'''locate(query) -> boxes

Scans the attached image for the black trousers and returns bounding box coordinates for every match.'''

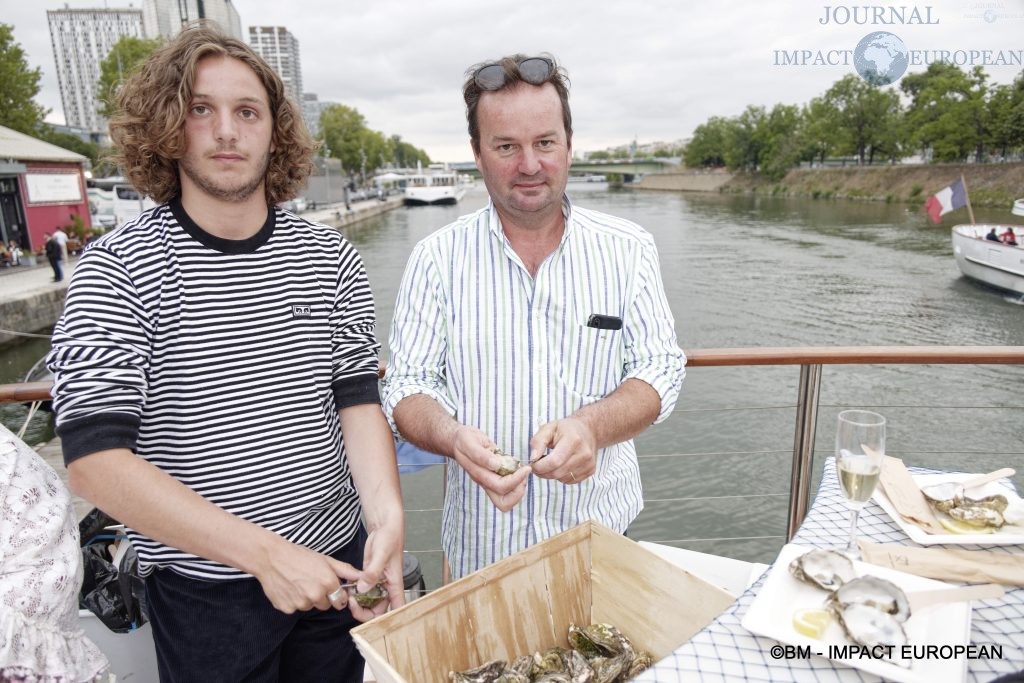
[48,256,62,281]
[144,528,367,683]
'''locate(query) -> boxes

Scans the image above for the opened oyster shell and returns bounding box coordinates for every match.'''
[829,575,911,622]
[921,481,960,513]
[948,504,1005,528]
[832,602,908,650]
[789,548,855,591]
[959,492,1009,514]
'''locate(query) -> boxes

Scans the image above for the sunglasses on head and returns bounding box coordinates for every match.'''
[473,57,554,91]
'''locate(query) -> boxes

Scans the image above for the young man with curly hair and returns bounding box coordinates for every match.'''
[47,24,404,681]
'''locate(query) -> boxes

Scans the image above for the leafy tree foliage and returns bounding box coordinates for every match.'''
[684,117,731,167]
[987,74,1024,159]
[682,65,1023,175]
[0,24,48,134]
[320,105,429,178]
[823,75,904,164]
[97,36,163,118]
[390,135,431,167]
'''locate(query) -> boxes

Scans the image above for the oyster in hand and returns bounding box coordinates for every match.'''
[493,447,523,476]
[353,582,388,609]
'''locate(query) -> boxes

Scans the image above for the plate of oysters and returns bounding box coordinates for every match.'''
[874,472,1024,545]
[742,544,971,683]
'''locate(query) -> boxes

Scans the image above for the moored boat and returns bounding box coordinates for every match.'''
[403,171,467,206]
[952,224,1024,295]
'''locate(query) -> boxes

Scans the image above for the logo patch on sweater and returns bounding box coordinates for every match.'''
[291,305,312,318]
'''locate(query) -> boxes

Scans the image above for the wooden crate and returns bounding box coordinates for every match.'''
[352,521,735,682]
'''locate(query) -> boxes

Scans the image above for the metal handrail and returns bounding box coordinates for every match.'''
[5,346,1024,541]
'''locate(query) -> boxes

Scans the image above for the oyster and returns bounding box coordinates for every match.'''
[353,582,388,609]
[921,482,960,513]
[495,673,530,683]
[532,647,569,675]
[563,650,595,682]
[493,447,523,476]
[449,660,507,683]
[789,548,855,591]
[625,650,654,679]
[567,623,634,659]
[959,492,1009,514]
[589,654,629,683]
[508,656,534,677]
[829,575,911,622]
[949,504,1005,528]
[833,602,908,650]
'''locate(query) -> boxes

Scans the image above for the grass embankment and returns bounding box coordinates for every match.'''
[720,163,1023,208]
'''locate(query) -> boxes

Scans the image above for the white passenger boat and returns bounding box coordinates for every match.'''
[403,171,467,206]
[951,224,1024,295]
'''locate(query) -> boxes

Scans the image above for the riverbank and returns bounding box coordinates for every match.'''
[0,196,403,348]
[634,162,1023,209]
[719,162,1024,208]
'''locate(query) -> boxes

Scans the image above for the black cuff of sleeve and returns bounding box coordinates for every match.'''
[57,413,141,465]
[332,373,381,409]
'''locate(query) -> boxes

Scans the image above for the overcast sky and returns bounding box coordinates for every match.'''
[10,0,1024,161]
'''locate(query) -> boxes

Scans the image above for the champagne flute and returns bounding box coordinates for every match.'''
[836,410,885,556]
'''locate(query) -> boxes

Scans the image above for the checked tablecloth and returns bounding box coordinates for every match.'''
[635,457,1024,682]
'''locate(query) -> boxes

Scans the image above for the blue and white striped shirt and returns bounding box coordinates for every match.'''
[383,196,685,579]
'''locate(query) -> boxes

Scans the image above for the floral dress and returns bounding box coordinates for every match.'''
[0,424,108,682]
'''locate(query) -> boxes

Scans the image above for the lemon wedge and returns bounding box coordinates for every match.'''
[938,514,995,535]
[792,608,833,639]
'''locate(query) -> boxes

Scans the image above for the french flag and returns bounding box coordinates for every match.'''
[924,179,967,224]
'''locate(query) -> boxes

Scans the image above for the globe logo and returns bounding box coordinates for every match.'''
[854,32,909,85]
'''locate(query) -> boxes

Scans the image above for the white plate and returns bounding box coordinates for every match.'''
[742,544,971,683]
[874,472,1024,545]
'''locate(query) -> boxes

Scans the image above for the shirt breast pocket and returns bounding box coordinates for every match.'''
[559,322,624,399]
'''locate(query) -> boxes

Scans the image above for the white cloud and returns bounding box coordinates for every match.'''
[10,0,1023,161]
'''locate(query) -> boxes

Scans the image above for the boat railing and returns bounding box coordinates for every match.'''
[3,345,1023,564]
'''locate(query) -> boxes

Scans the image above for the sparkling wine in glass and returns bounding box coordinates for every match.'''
[836,410,885,555]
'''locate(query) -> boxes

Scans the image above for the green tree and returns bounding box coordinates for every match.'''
[798,96,839,165]
[823,75,902,164]
[723,105,766,171]
[97,36,163,118]
[684,117,731,167]
[389,134,431,167]
[0,24,48,134]
[320,104,370,176]
[986,73,1024,159]
[759,104,803,180]
[901,63,991,162]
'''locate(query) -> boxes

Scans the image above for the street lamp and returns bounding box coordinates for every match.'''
[323,145,331,207]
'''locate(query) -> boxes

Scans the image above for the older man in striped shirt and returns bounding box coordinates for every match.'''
[383,54,686,580]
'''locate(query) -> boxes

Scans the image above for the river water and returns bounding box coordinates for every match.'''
[3,184,1022,589]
